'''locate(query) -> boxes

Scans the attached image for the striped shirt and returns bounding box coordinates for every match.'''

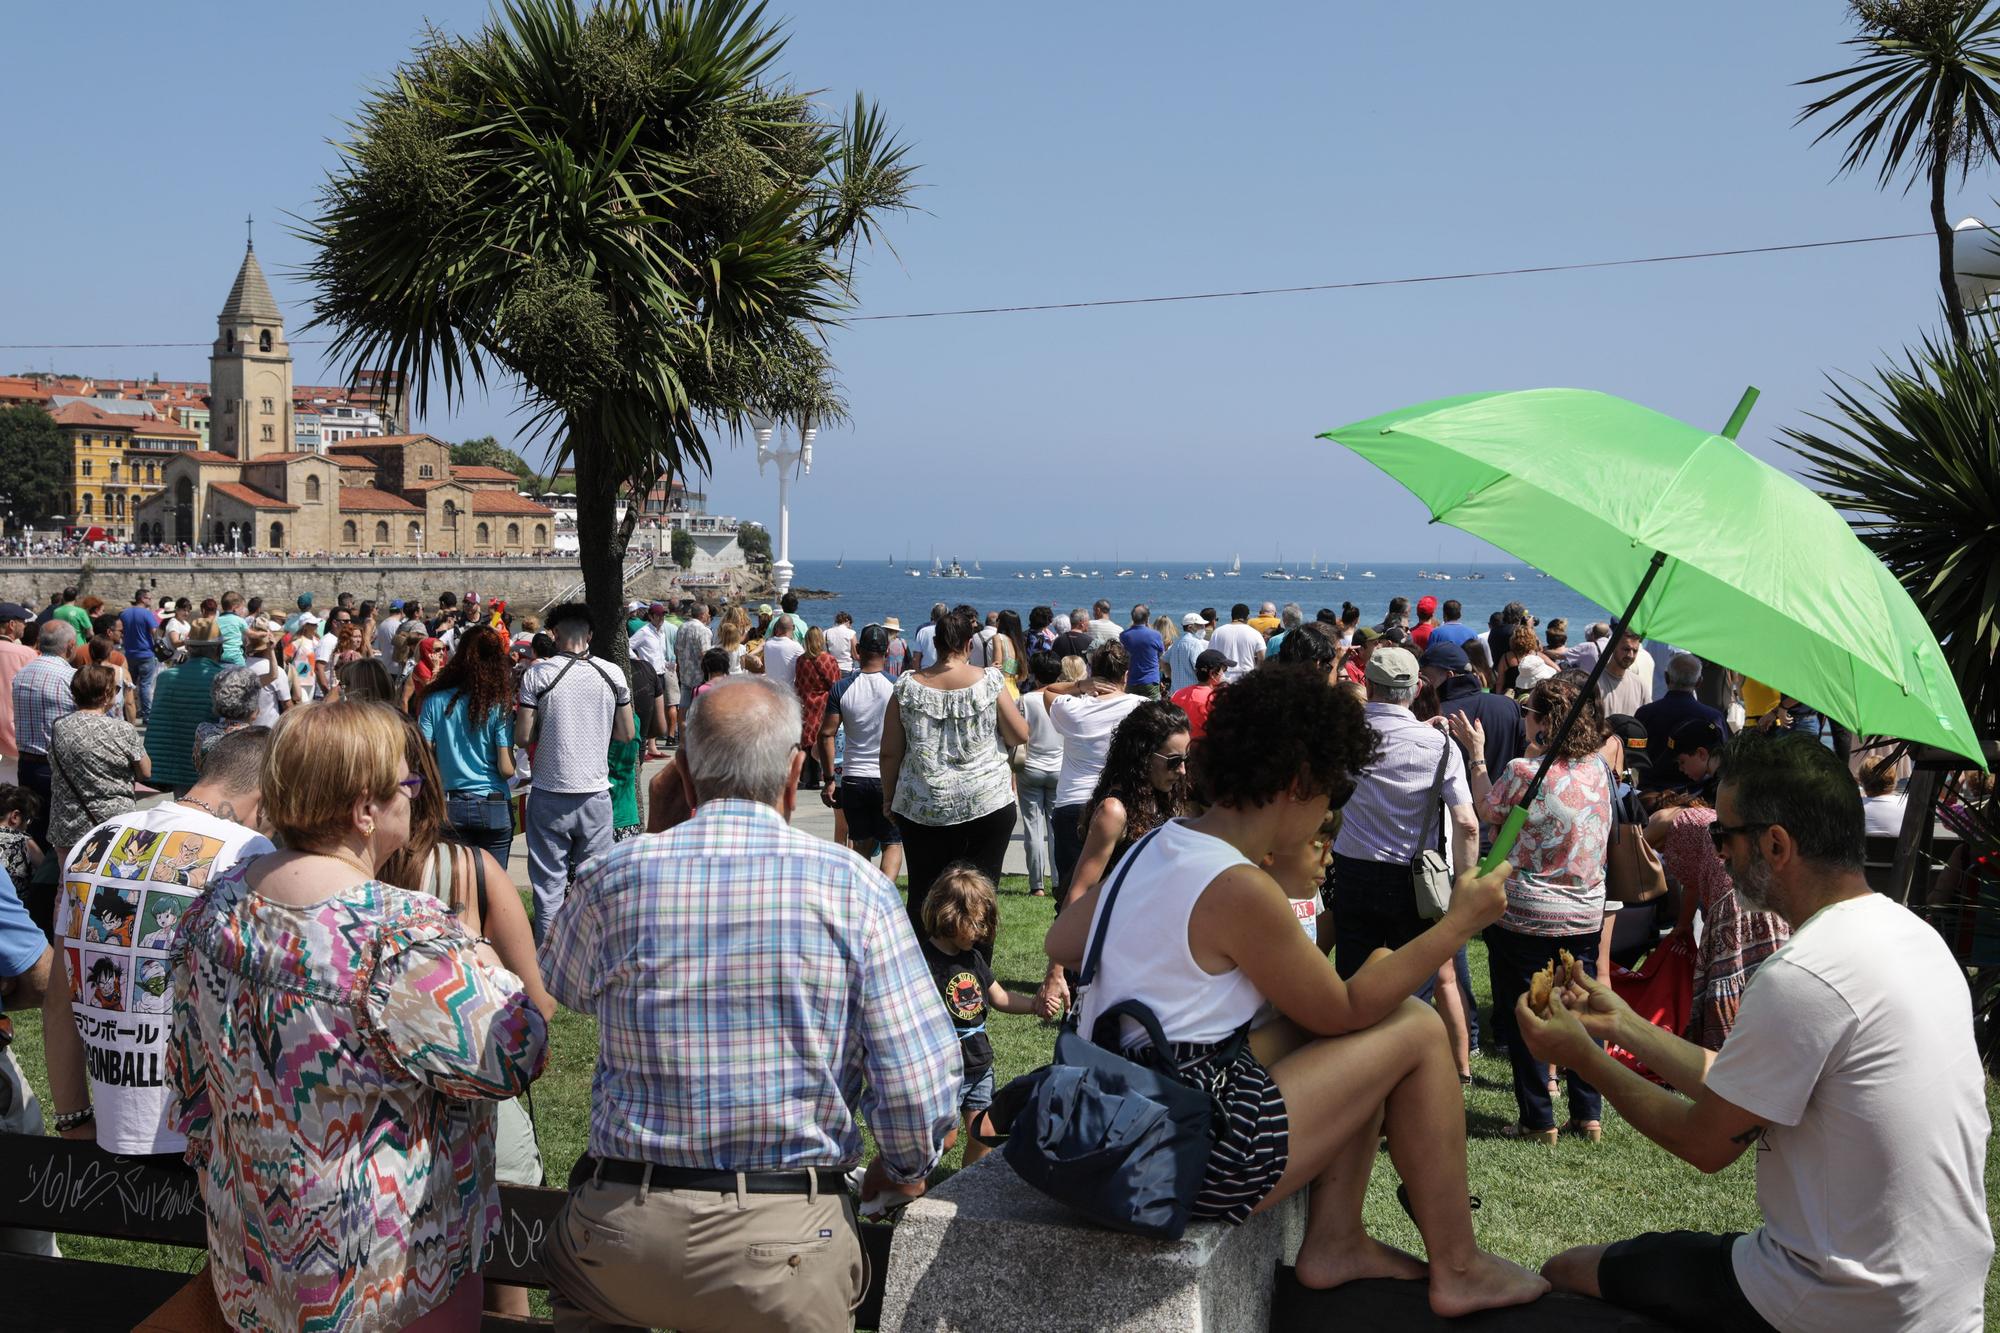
[11,654,75,756]
[538,799,960,1182]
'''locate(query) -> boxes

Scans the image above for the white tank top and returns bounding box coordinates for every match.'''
[1074,819,1267,1048]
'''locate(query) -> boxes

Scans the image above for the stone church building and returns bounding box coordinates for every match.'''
[134,244,554,555]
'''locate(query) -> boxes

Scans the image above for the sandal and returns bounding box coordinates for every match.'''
[1560,1120,1604,1143]
[1499,1123,1559,1145]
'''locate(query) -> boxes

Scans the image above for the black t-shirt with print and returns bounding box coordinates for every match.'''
[920,937,995,1085]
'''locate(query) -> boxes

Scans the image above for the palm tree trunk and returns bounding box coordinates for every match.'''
[1933,135,1971,350]
[573,452,632,666]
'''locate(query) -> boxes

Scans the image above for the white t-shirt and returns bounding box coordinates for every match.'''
[519,654,630,794]
[828,669,895,779]
[1707,893,1992,1331]
[1049,691,1145,807]
[374,614,404,661]
[1086,618,1121,650]
[289,635,321,703]
[824,624,857,674]
[1862,793,1907,837]
[967,626,1000,668]
[55,805,273,1154]
[1208,622,1265,682]
[1019,690,1065,776]
[247,657,288,728]
[762,635,804,690]
[1598,667,1652,718]
[911,623,939,670]
[163,616,190,648]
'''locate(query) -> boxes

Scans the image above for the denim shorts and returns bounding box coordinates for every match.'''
[959,1068,996,1115]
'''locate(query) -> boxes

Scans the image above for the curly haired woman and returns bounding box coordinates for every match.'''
[1045,665,1543,1317]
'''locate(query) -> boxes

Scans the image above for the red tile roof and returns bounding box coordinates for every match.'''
[327,433,443,452]
[130,418,197,440]
[243,451,322,464]
[450,465,521,482]
[0,377,53,403]
[334,456,376,470]
[209,482,297,511]
[469,492,556,516]
[50,401,137,430]
[183,450,241,466]
[339,486,423,512]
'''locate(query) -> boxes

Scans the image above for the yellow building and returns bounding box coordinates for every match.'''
[50,400,197,537]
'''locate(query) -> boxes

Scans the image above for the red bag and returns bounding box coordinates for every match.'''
[1605,937,1695,1082]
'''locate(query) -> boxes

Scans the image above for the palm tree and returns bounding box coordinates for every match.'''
[1798,0,2000,349]
[1785,326,2000,737]
[299,0,914,658]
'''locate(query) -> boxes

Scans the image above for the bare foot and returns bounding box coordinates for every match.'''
[1428,1250,1549,1318]
[1294,1235,1429,1289]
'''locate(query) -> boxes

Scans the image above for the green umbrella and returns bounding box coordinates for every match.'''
[1319,386,1983,869]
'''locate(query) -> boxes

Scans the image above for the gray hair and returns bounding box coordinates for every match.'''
[1259,602,1276,616]
[683,679,803,805]
[1665,653,1703,690]
[1586,621,1611,642]
[211,667,263,722]
[1367,681,1417,707]
[37,620,75,655]
[1280,602,1303,630]
[1070,609,1090,629]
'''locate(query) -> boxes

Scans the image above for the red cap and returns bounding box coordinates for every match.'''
[1416,594,1438,613]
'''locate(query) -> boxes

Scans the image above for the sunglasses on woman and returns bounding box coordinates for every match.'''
[1153,751,1189,770]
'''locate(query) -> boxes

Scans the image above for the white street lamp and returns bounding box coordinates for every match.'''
[750,414,814,597]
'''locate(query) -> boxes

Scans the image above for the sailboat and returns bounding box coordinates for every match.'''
[836,551,844,570]
[1223,554,1241,577]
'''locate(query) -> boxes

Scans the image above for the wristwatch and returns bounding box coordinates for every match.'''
[51,1106,93,1132]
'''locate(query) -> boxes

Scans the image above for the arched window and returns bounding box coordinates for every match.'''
[506,522,520,544]
[419,464,435,479]
[305,475,321,501]
[442,500,458,528]
[269,522,284,549]
[408,520,421,544]
[476,522,490,545]
[375,520,390,544]
[259,329,272,353]
[534,524,547,546]
[342,519,357,544]
[81,494,92,515]
[114,494,125,517]
[226,330,236,351]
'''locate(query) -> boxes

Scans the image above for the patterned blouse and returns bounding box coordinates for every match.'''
[1658,806,1791,1050]
[890,667,1015,827]
[169,868,548,1333]
[1480,754,1614,936]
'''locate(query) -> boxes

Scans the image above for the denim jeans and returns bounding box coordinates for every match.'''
[1330,854,1436,1001]
[128,655,159,721]
[1486,923,1604,1130]
[1016,768,1059,895]
[446,790,516,869]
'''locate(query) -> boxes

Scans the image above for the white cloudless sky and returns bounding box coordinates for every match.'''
[2,2,1985,559]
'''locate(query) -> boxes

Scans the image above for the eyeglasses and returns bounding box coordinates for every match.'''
[1707,821,1772,852]
[1154,752,1189,770]
[396,774,425,800]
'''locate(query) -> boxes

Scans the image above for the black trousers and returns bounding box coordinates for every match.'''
[1330,854,1438,1001]
[1051,801,1089,899]
[896,804,1017,946]
[1486,923,1604,1130]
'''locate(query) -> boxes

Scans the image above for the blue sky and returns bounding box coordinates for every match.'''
[2,2,1986,560]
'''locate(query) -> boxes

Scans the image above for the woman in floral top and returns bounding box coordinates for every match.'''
[881,608,1030,945]
[1451,669,1614,1145]
[169,701,547,1332]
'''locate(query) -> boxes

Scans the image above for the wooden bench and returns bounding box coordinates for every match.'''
[0,1133,896,1331]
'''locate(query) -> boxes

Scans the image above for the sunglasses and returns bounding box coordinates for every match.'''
[1154,752,1189,770]
[1707,821,1772,852]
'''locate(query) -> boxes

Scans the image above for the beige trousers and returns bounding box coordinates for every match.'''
[547,1169,867,1333]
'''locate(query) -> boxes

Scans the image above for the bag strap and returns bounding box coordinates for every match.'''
[470,843,489,935]
[1075,824,1169,989]
[1416,735,1452,854]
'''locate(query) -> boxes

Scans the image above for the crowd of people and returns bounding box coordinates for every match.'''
[0,574,1981,1331]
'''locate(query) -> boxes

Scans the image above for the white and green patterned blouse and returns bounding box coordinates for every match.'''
[890,667,1015,827]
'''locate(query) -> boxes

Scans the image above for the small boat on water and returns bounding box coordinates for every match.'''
[1184,571,1205,581]
[1223,554,1241,577]
[1501,570,1516,582]
[1360,570,1377,579]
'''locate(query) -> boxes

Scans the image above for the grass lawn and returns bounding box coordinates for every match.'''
[11,875,1998,1317]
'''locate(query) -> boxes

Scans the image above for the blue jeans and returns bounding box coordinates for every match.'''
[128,655,158,721]
[1486,923,1603,1130]
[446,791,516,869]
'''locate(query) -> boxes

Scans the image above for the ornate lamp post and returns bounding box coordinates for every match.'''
[751,414,817,598]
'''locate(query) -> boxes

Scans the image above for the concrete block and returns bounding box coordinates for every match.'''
[877,1154,1304,1333]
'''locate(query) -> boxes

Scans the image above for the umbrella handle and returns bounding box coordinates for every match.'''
[1477,805,1529,876]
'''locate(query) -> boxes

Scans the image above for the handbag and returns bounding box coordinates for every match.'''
[1410,738,1453,921]
[1603,760,1668,905]
[1606,938,1696,1082]
[979,827,1229,1239]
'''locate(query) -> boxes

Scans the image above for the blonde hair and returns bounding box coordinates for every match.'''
[921,863,998,945]
[262,701,409,850]
[1059,655,1087,683]
[189,617,218,641]
[719,620,744,651]
[804,625,826,656]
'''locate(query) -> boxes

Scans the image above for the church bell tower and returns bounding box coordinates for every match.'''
[210,226,294,460]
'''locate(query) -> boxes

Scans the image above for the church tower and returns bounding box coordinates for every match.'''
[210,236,293,460]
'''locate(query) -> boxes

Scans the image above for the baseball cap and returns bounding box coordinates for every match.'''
[1668,718,1726,756]
[1195,648,1230,676]
[1364,645,1420,689]
[0,603,31,623]
[1419,641,1469,673]
[757,603,774,617]
[1353,625,1385,646]
[647,601,669,615]
[296,612,321,628]
[1417,594,1438,614]
[1181,612,1206,627]
[859,624,892,656]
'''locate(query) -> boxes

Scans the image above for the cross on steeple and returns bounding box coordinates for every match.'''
[245,213,254,251]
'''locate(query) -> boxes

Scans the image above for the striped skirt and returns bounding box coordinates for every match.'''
[1164,1039,1290,1224]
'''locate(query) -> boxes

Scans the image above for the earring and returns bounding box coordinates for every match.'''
[361,821,374,836]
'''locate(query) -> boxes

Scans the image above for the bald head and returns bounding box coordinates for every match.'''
[683,679,804,806]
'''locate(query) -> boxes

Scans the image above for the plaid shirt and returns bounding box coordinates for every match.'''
[540,799,961,1182]
[11,654,75,756]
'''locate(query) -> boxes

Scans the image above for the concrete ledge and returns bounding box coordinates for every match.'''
[877,1154,1304,1333]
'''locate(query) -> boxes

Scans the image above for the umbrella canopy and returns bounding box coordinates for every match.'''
[1320,387,1981,765]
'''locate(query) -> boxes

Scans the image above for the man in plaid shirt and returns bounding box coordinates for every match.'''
[540,677,961,1333]
[10,620,75,864]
